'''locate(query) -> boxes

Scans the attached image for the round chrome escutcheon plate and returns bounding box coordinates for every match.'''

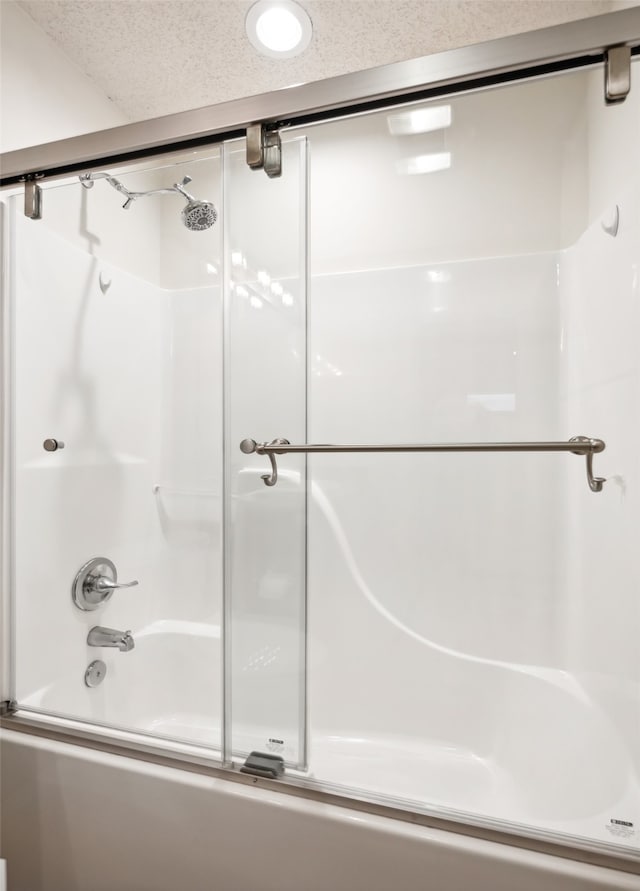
[72,556,117,611]
[85,660,107,688]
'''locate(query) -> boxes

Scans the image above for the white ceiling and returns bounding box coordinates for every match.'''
[16,0,634,122]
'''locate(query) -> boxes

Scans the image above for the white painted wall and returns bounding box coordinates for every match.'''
[0,1,128,153]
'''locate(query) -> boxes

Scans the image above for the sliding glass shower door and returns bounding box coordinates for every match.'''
[9,135,310,767]
[223,137,308,768]
[294,62,640,851]
[10,150,224,749]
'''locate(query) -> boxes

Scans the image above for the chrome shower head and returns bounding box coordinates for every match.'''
[173,176,217,231]
[181,199,217,231]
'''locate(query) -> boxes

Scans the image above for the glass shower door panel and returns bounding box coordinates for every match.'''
[224,138,307,768]
[302,64,640,852]
[10,151,223,750]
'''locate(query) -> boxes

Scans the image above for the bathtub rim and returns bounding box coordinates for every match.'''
[1,707,638,877]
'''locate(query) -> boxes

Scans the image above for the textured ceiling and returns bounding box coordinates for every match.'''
[17,0,635,121]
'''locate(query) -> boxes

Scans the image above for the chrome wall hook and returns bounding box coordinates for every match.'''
[263,452,280,487]
[570,436,606,492]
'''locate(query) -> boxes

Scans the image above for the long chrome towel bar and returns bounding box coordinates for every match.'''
[239,436,606,492]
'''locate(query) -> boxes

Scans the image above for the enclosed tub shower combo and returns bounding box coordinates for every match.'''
[1,10,639,888]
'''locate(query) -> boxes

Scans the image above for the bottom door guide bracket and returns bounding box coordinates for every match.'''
[240,751,285,779]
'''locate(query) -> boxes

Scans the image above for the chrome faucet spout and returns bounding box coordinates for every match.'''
[87,626,135,652]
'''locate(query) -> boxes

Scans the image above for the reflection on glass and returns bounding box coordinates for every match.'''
[396,151,452,175]
[387,104,452,135]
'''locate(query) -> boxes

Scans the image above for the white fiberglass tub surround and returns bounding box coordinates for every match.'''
[300,64,640,854]
[13,561,640,848]
[5,56,640,873]
[18,456,640,849]
[21,621,221,746]
[302,235,640,849]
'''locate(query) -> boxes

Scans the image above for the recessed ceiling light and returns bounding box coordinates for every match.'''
[245,0,313,59]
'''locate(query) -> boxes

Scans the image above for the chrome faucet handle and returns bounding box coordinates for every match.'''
[94,577,139,592]
[73,557,140,611]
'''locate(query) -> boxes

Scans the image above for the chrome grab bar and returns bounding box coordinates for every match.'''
[239,436,606,493]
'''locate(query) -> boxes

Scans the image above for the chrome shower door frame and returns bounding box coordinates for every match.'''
[2,8,640,879]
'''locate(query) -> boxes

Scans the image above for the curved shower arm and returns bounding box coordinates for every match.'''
[79,171,195,209]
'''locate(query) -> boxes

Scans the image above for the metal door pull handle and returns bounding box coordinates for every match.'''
[240,435,606,493]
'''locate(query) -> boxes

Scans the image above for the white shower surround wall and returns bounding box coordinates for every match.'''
[4,55,640,887]
[23,620,221,743]
[11,183,223,741]
[306,249,639,847]
[12,221,639,848]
